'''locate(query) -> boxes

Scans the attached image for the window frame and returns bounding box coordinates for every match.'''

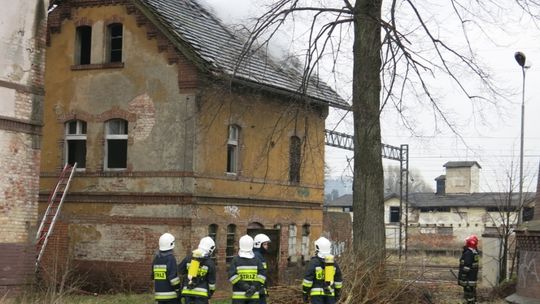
[75,25,92,65]
[208,224,218,264]
[225,224,236,265]
[288,224,297,264]
[226,125,240,174]
[104,119,128,171]
[64,120,87,170]
[107,23,123,63]
[389,206,400,223]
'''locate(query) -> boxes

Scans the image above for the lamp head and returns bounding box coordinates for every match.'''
[515,51,532,68]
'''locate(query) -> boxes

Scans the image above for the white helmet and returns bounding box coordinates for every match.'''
[254,234,271,248]
[159,233,175,251]
[238,235,254,258]
[198,236,216,256]
[314,237,332,258]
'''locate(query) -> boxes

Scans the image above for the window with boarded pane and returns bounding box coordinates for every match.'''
[227,125,239,173]
[226,224,236,264]
[108,23,123,63]
[209,224,218,264]
[390,207,400,223]
[65,120,87,168]
[105,119,128,170]
[289,136,301,183]
[75,26,92,65]
[288,224,297,263]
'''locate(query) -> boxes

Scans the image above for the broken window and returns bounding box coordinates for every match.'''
[226,125,239,174]
[208,224,218,264]
[107,23,123,63]
[288,224,297,263]
[75,26,92,65]
[289,136,301,183]
[65,120,87,169]
[389,206,400,223]
[105,119,128,170]
[301,224,310,264]
[226,224,236,264]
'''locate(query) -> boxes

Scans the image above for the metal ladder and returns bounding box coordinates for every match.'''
[36,163,77,268]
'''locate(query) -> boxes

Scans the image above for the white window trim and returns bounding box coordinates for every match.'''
[226,125,239,174]
[64,121,86,170]
[104,120,128,171]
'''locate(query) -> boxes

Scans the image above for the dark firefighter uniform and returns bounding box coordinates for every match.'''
[253,247,269,304]
[228,255,267,304]
[152,250,181,304]
[302,256,343,304]
[178,251,216,304]
[458,247,480,303]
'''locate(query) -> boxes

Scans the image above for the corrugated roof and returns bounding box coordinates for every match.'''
[138,0,348,108]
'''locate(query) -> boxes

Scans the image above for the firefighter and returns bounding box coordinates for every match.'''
[178,236,217,304]
[302,237,343,304]
[253,234,271,304]
[228,235,267,304]
[458,234,480,304]
[152,233,181,304]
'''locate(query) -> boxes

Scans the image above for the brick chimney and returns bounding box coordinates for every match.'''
[443,161,481,194]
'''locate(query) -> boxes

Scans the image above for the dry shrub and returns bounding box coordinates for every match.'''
[338,249,433,304]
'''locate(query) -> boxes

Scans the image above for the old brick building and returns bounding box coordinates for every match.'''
[40,0,346,291]
[0,0,48,294]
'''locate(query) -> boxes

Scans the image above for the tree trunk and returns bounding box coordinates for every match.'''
[352,0,385,260]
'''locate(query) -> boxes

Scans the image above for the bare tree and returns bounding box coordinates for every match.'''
[384,165,433,194]
[238,0,535,263]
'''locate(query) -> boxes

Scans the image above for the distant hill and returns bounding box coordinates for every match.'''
[325,176,353,197]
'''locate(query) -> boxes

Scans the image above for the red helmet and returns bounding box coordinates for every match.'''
[465,235,478,249]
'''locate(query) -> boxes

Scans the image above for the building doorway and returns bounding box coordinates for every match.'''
[247,226,280,286]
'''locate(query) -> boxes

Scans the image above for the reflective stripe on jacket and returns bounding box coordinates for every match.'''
[152,250,180,301]
[178,253,217,298]
[302,256,343,297]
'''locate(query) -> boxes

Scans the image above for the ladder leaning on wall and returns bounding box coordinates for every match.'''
[35,163,77,269]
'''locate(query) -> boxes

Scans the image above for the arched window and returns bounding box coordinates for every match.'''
[65,120,87,168]
[227,125,240,173]
[226,224,236,264]
[208,224,218,264]
[75,26,92,65]
[107,23,123,63]
[289,136,301,183]
[105,119,128,170]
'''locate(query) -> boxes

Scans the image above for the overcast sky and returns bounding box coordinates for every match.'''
[199,0,540,192]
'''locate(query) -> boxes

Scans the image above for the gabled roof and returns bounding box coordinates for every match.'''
[137,0,348,109]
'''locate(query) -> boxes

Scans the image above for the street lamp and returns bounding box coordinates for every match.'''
[514,51,531,224]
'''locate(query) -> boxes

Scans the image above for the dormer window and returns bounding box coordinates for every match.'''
[75,26,92,65]
[107,23,123,63]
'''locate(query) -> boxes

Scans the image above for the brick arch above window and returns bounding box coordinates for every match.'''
[96,107,136,122]
[74,17,93,27]
[58,111,94,123]
[104,15,124,26]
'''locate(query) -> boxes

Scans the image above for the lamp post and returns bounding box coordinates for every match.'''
[514,51,531,224]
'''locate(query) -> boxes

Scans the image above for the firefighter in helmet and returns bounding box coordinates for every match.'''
[253,234,271,304]
[302,237,343,304]
[178,236,217,304]
[152,233,181,304]
[228,235,267,304]
[458,235,480,304]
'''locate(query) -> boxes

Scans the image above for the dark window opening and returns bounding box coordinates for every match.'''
[208,224,218,264]
[523,207,534,221]
[226,125,239,173]
[76,26,92,65]
[390,206,400,223]
[108,23,123,63]
[105,119,128,170]
[226,224,236,264]
[289,136,301,183]
[67,140,86,168]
